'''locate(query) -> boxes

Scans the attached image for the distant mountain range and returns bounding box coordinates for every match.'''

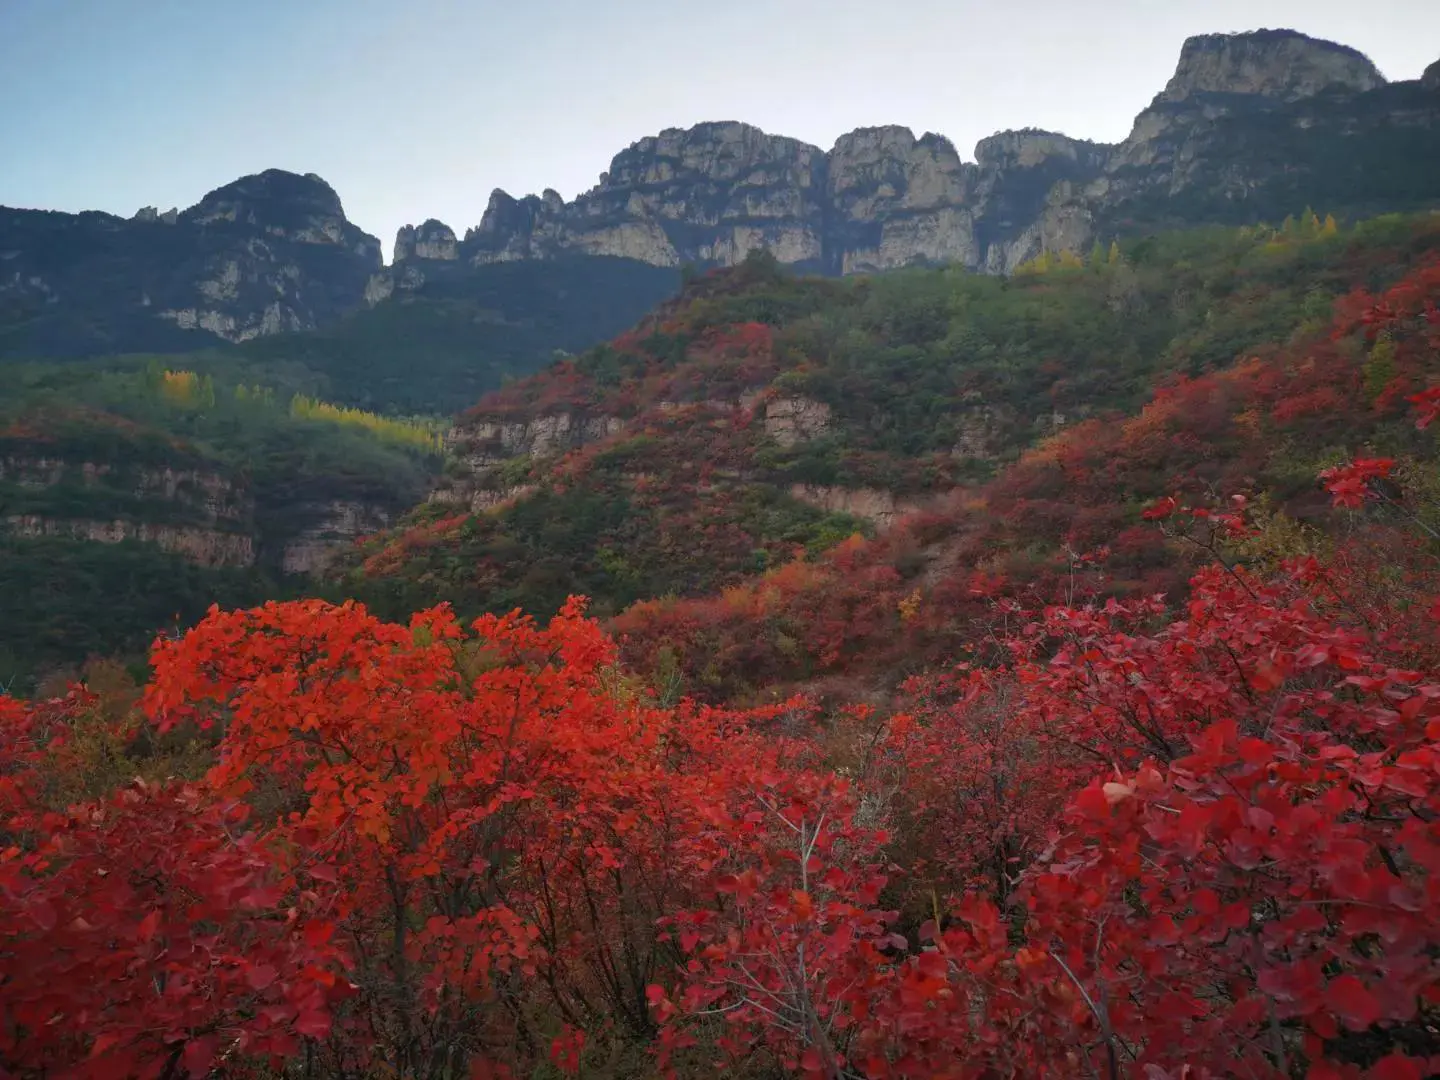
[2,28,1438,360]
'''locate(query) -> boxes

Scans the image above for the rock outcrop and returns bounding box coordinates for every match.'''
[827,127,978,273]
[1,457,249,524]
[763,396,832,447]
[787,484,918,528]
[452,29,1440,277]
[466,122,829,269]
[394,219,459,263]
[280,500,391,575]
[0,453,256,566]
[0,169,381,355]
[0,449,404,576]
[457,413,627,468]
[1157,29,1384,102]
[3,515,255,567]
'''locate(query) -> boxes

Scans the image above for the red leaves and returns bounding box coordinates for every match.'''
[1367,1054,1428,1080]
[1319,458,1394,509]
[0,776,348,1078]
[245,963,280,991]
[14,325,1440,1080]
[1142,495,1179,520]
[138,598,876,1077]
[1325,974,1383,1030]
[293,1009,332,1039]
[548,1026,586,1076]
[1408,386,1440,430]
[136,907,161,942]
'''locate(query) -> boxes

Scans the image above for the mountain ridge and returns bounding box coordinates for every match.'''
[3,27,1438,359]
[426,28,1433,276]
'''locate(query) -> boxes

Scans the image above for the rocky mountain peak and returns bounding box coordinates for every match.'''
[394,218,459,263]
[131,206,178,224]
[0,165,386,353]
[603,121,825,189]
[1159,28,1385,103]
[184,169,347,228]
[471,189,536,241]
[831,125,948,156]
[973,129,1106,169]
[1424,58,1440,90]
[828,126,972,219]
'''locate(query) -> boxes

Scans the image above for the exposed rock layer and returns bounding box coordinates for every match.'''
[3,514,256,567]
[280,500,391,575]
[0,452,394,574]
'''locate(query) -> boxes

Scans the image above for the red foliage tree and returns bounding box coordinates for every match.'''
[0,695,346,1078]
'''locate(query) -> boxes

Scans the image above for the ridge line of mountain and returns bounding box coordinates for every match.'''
[2,27,1438,355]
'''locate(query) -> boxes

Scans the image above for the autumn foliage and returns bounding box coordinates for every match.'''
[7,245,1440,1077]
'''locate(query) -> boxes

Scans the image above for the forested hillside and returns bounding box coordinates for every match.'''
[236,256,681,414]
[343,212,1440,632]
[0,255,679,687]
[0,358,442,689]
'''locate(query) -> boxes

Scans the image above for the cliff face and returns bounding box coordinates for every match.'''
[440,29,1439,276]
[827,127,978,273]
[0,448,402,575]
[1094,33,1435,234]
[0,454,257,567]
[465,122,830,269]
[403,122,1110,277]
[394,219,459,263]
[280,499,391,575]
[0,169,381,355]
[1157,29,1384,102]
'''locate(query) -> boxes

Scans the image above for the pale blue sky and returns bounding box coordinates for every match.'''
[2,0,1436,260]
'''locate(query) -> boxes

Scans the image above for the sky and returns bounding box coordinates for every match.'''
[2,0,1437,262]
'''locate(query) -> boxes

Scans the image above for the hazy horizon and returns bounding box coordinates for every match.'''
[3,0,1437,259]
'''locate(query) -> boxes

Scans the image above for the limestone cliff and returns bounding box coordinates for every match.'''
[1157,29,1384,102]
[0,448,402,576]
[0,455,256,566]
[280,500,391,575]
[3,515,255,568]
[1090,31,1435,237]
[827,127,979,273]
[394,219,459,263]
[466,122,829,269]
[459,29,1439,277]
